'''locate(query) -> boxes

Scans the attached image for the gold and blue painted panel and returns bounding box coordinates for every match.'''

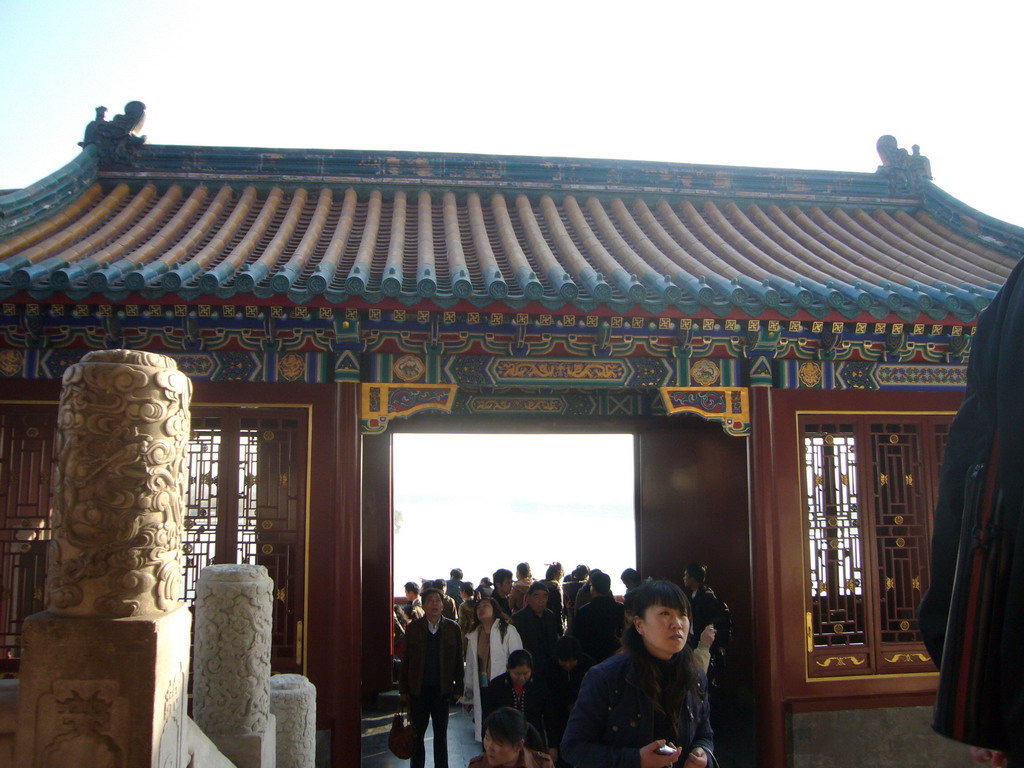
[453,391,649,418]
[0,347,336,383]
[778,360,968,390]
[361,383,457,433]
[444,356,635,387]
[371,354,742,389]
[0,304,974,393]
[659,387,751,436]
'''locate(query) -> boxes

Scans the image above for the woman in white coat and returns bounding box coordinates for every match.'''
[463,595,523,742]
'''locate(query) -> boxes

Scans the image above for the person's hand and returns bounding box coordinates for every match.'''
[682,746,708,768]
[639,740,682,768]
[549,747,558,763]
[700,625,716,646]
[970,747,1008,766]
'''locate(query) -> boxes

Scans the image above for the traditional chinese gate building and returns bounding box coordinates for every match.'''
[1,104,1021,765]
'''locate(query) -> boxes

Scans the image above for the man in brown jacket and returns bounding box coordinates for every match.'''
[400,587,464,768]
[508,562,534,614]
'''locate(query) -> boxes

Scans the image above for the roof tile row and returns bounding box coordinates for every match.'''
[0,182,1014,321]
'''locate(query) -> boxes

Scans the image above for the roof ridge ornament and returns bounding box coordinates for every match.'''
[79,101,147,165]
[876,135,932,195]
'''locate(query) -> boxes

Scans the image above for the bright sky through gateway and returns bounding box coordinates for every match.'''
[0,1,1022,226]
[392,434,636,597]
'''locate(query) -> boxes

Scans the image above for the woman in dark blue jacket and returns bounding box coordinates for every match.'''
[561,580,713,768]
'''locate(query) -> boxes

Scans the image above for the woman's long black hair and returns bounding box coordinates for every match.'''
[470,595,510,639]
[620,579,701,734]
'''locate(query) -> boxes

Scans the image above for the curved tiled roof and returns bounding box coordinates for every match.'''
[1,143,1021,322]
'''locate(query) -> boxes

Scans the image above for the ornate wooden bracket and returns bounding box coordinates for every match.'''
[658,386,750,436]
[814,654,867,668]
[360,383,457,434]
[882,652,932,664]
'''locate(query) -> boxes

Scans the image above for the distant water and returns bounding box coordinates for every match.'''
[393,433,637,596]
[394,497,636,594]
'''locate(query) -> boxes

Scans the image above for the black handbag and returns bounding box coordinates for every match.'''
[388,705,417,759]
[932,438,1013,751]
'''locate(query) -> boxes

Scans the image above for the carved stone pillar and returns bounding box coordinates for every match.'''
[269,674,317,768]
[15,350,193,768]
[193,564,276,768]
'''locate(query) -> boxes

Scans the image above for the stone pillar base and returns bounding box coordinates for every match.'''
[270,674,316,768]
[14,605,191,768]
[207,717,276,768]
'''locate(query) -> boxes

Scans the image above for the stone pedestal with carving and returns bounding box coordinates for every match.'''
[14,350,193,768]
[15,608,191,768]
[193,564,276,768]
[269,674,316,768]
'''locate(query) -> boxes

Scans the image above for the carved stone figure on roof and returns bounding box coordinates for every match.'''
[79,100,147,165]
[876,135,911,171]
[911,144,932,180]
[876,135,931,193]
[80,106,107,147]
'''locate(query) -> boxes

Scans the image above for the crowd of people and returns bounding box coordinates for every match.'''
[395,562,730,768]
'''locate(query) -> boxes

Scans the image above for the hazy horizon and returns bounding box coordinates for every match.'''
[393,434,636,596]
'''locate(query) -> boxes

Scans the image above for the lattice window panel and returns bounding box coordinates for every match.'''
[0,404,308,676]
[868,423,929,643]
[0,409,57,669]
[182,417,222,604]
[933,421,951,472]
[239,416,305,669]
[803,423,866,647]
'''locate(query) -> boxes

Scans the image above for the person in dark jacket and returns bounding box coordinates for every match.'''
[468,707,553,768]
[683,563,729,684]
[561,579,713,768]
[543,636,594,767]
[541,562,565,627]
[493,568,515,617]
[620,568,642,612]
[562,564,589,631]
[485,649,552,754]
[512,582,563,676]
[918,257,1024,768]
[570,570,625,663]
[434,578,459,621]
[399,587,464,768]
[447,567,466,608]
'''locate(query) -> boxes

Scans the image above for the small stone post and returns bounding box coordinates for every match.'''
[193,564,276,768]
[269,674,316,768]
[14,350,193,768]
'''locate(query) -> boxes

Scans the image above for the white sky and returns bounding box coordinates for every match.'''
[1,1,1022,226]
[393,434,636,596]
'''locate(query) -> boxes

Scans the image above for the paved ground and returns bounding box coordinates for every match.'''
[362,700,479,768]
[361,688,756,767]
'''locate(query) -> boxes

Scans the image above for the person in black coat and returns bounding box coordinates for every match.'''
[918,257,1024,768]
[512,582,563,676]
[561,579,713,768]
[683,563,729,683]
[571,570,626,663]
[484,649,552,754]
[543,636,594,767]
[542,562,565,626]
[399,588,464,768]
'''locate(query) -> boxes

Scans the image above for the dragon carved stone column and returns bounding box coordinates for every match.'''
[15,350,193,768]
